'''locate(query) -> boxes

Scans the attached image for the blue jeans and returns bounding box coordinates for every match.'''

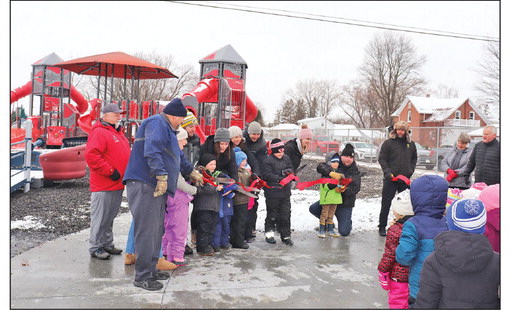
[125,219,163,257]
[309,200,353,236]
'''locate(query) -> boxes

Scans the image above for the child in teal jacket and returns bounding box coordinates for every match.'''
[318,153,343,238]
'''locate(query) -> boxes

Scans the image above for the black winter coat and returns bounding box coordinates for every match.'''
[261,154,294,199]
[378,137,417,180]
[463,139,500,185]
[284,138,303,171]
[415,231,500,309]
[243,129,267,173]
[316,160,361,208]
[199,135,239,181]
[193,182,220,212]
[182,134,201,166]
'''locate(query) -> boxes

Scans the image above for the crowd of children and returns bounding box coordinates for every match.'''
[377,174,500,309]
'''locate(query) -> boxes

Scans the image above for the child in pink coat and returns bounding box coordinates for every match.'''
[377,190,414,309]
[479,184,500,253]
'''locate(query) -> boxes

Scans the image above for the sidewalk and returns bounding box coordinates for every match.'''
[11,212,388,308]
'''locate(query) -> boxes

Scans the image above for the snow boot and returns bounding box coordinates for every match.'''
[124,253,136,265]
[326,223,340,237]
[156,257,177,270]
[318,224,326,238]
[265,231,276,244]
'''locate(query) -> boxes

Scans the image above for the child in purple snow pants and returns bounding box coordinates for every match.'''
[162,183,195,265]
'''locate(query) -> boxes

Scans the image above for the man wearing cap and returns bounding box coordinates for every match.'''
[377,121,417,236]
[85,103,131,260]
[242,121,267,242]
[123,98,193,291]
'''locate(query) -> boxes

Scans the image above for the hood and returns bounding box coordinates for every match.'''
[434,231,495,273]
[410,175,448,218]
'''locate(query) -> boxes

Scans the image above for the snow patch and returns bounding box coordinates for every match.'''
[11,216,46,230]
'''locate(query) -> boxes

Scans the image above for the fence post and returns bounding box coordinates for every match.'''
[23,119,33,193]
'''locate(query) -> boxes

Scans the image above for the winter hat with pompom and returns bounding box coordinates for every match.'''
[234,147,248,167]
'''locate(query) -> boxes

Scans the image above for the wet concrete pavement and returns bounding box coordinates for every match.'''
[11,212,388,308]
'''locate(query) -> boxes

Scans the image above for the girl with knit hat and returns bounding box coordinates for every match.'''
[414,198,500,308]
[284,124,313,171]
[377,189,414,309]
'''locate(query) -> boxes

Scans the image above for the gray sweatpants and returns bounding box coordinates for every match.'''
[126,180,167,282]
[89,190,123,254]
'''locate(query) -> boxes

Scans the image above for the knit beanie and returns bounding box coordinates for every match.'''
[330,153,340,162]
[163,98,188,117]
[229,126,243,138]
[446,198,486,234]
[392,189,414,216]
[247,122,262,134]
[478,184,500,212]
[199,153,217,167]
[214,128,231,142]
[299,127,313,140]
[176,126,188,141]
[234,147,247,167]
[181,111,198,128]
[341,143,355,157]
[270,138,285,154]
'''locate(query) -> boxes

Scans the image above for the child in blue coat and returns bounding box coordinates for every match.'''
[395,174,448,307]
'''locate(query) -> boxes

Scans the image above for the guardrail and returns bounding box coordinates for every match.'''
[10,119,34,193]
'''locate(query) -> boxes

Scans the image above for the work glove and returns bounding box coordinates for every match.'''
[109,169,121,181]
[378,271,390,291]
[189,169,204,186]
[153,175,168,197]
[329,171,344,181]
[446,168,458,182]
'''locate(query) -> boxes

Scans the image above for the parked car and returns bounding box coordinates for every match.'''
[414,142,436,170]
[431,144,454,169]
[341,141,379,162]
[311,135,340,155]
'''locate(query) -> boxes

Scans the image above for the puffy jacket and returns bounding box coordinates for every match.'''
[396,175,448,299]
[440,146,473,188]
[199,135,239,181]
[378,215,413,283]
[378,136,417,180]
[182,133,201,166]
[463,139,500,185]
[284,138,303,171]
[243,129,267,171]
[85,120,130,192]
[123,113,193,197]
[261,154,294,199]
[316,161,361,208]
[193,182,220,212]
[484,209,500,253]
[414,231,500,309]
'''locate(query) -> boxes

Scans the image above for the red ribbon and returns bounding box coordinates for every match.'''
[296,177,352,190]
[391,174,411,185]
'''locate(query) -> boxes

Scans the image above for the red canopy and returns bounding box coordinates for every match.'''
[54,51,178,79]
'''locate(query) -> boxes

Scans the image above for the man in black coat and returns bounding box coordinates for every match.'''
[261,139,295,246]
[308,144,361,236]
[377,121,417,236]
[242,121,267,242]
[463,125,500,185]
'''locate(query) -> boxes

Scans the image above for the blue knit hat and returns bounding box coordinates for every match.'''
[163,98,187,117]
[234,147,247,167]
[446,198,486,234]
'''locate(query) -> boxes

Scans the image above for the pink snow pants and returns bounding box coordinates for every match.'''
[161,191,193,262]
[388,279,409,309]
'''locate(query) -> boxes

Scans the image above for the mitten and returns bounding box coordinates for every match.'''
[329,171,344,180]
[446,168,458,182]
[109,169,121,181]
[153,175,168,197]
[378,271,390,291]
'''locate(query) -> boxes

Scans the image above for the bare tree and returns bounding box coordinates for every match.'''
[81,51,199,102]
[431,84,460,98]
[339,80,381,128]
[359,32,426,126]
[284,78,341,119]
[474,40,499,104]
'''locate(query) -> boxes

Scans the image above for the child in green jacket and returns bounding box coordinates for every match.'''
[318,153,343,238]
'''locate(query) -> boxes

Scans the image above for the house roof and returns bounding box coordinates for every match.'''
[392,95,493,124]
[297,117,326,123]
[268,123,300,130]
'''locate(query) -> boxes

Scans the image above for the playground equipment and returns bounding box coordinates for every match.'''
[183,45,258,142]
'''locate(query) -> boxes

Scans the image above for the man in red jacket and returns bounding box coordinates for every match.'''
[85,103,131,260]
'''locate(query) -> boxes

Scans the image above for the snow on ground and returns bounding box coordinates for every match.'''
[11,215,47,230]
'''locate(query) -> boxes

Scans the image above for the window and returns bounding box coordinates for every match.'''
[469,111,475,120]
[407,111,411,122]
[455,110,461,119]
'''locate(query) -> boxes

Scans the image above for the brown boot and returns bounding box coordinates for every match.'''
[124,253,136,265]
[156,257,177,270]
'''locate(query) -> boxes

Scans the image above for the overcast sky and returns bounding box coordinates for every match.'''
[9,1,500,123]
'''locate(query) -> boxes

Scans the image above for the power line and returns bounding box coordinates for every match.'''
[168,1,499,42]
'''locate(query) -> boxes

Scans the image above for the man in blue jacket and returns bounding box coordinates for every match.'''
[123,98,192,291]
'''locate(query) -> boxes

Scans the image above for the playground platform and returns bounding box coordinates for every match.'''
[11,211,388,308]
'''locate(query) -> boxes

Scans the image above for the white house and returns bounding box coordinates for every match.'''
[297,117,335,134]
[264,123,300,140]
